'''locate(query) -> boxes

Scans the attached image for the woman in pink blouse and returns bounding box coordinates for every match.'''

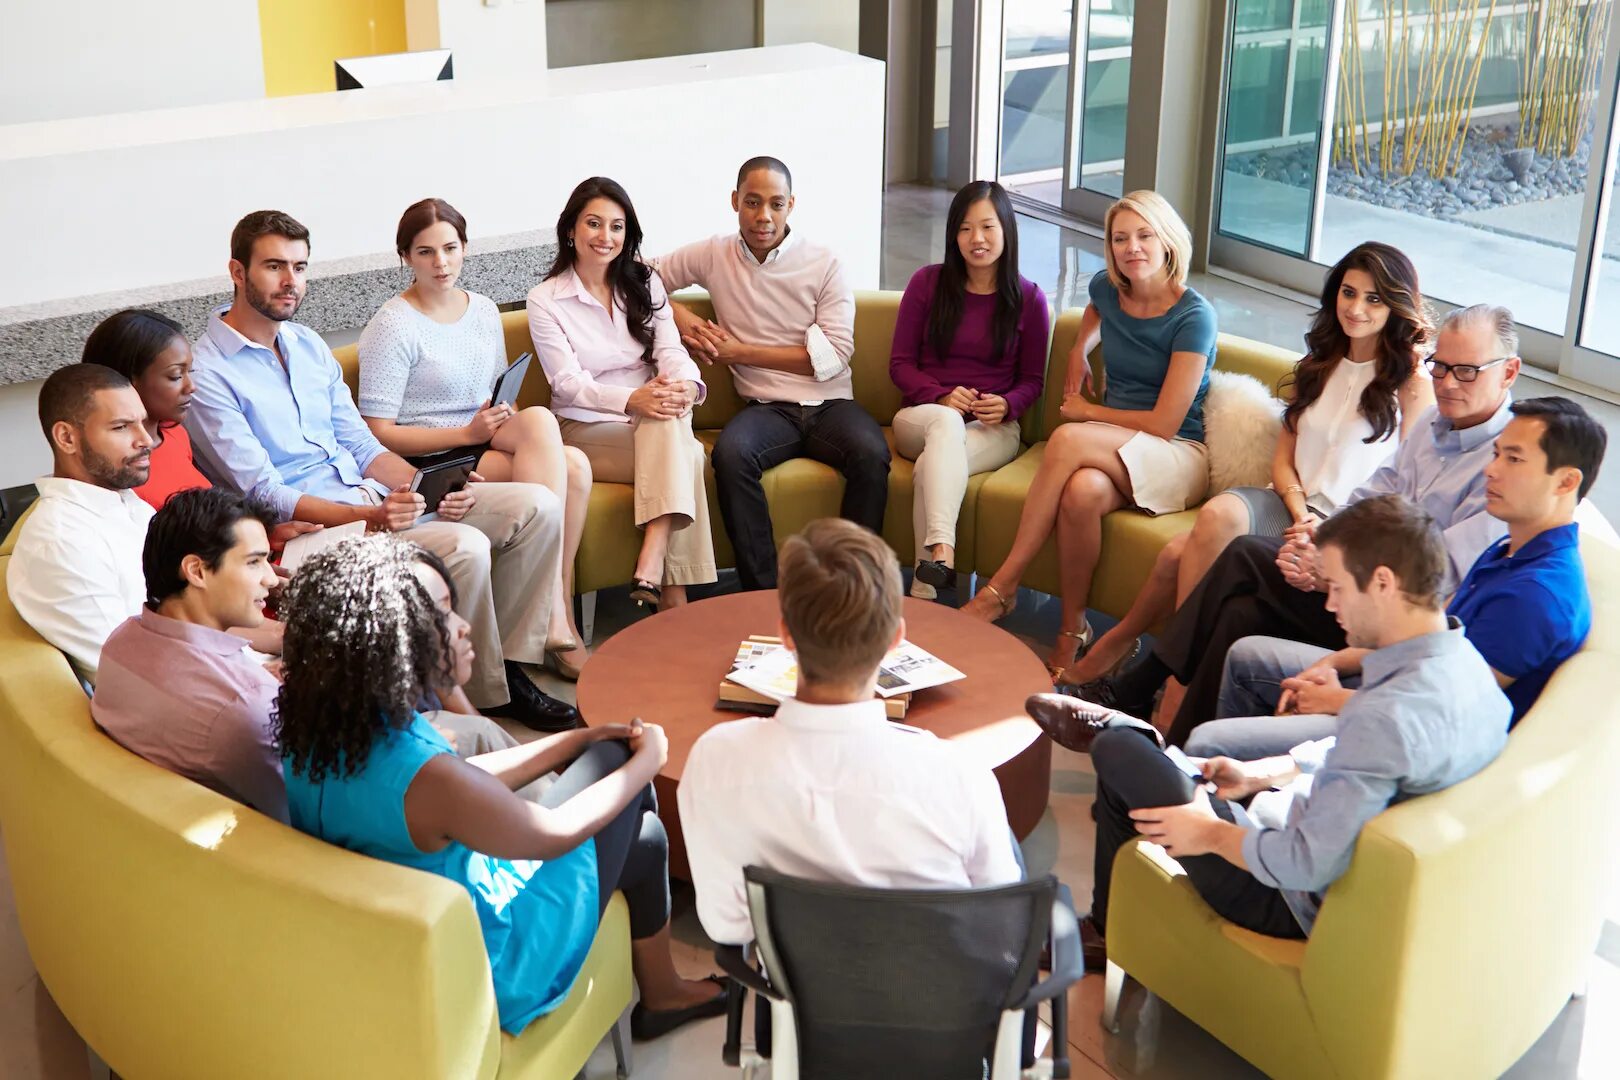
[527,177,717,610]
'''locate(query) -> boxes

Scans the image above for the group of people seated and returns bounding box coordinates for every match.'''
[3,150,1609,1054]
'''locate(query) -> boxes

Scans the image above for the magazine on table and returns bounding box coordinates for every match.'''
[727,638,964,702]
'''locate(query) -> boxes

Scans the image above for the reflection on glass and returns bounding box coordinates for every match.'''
[1216,1,1329,255]
[1579,85,1620,357]
[1079,2,1133,198]
[1000,1,1074,206]
[1319,0,1611,333]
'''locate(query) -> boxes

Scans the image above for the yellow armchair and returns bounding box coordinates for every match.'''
[1101,535,1620,1079]
[0,554,634,1080]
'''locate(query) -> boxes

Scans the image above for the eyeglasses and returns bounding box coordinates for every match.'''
[1424,356,1511,383]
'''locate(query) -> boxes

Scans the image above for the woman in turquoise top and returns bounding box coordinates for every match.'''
[964,190,1218,680]
[275,537,727,1039]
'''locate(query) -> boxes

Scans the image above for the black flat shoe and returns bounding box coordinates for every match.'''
[484,661,581,732]
[629,579,663,609]
[914,558,957,589]
[629,975,731,1041]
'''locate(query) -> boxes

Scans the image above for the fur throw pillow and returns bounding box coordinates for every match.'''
[1202,370,1283,493]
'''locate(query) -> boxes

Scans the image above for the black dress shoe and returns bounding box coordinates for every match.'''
[484,661,581,732]
[630,975,731,1041]
[1024,692,1164,754]
[914,558,957,589]
[1064,674,1155,723]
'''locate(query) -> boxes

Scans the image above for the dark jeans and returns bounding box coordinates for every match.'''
[710,399,891,590]
[542,740,670,939]
[1089,727,1304,941]
[1155,535,1347,747]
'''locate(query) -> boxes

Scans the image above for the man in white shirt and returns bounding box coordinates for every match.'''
[8,365,156,684]
[654,157,891,591]
[678,518,1021,945]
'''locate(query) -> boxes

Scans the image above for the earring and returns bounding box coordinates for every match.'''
[565,237,573,247]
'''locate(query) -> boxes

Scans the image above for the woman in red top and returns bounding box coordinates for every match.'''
[81,309,210,509]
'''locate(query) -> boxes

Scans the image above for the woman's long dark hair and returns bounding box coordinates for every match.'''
[1282,241,1431,444]
[82,308,186,381]
[273,536,459,783]
[546,176,661,364]
[926,180,1024,363]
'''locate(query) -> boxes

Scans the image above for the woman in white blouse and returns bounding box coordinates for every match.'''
[1057,241,1435,686]
[358,198,592,678]
[527,177,717,610]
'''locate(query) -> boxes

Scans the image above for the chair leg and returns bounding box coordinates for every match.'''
[1102,960,1125,1034]
[610,1003,633,1078]
[1050,984,1071,1079]
[579,590,598,646]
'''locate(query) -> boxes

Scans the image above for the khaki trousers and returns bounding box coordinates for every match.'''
[362,481,563,710]
[892,404,1022,561]
[559,415,718,586]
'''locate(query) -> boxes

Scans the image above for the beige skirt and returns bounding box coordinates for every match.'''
[1117,430,1210,515]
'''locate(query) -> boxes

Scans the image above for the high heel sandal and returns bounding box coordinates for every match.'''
[629,579,662,609]
[973,581,1016,621]
[1051,632,1143,688]
[1046,624,1094,682]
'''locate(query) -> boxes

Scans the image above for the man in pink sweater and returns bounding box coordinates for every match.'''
[653,157,890,590]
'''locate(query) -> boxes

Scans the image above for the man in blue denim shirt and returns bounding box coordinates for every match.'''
[1072,496,1509,965]
[185,211,576,731]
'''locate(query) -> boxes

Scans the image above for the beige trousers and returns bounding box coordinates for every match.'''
[559,415,718,586]
[892,403,1022,561]
[365,481,563,710]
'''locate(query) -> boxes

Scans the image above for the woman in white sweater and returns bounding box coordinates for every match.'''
[1056,241,1435,687]
[358,198,592,679]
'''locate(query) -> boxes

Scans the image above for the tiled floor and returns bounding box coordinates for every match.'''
[3,182,1618,1078]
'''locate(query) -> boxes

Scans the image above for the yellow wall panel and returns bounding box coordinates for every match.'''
[259,0,409,97]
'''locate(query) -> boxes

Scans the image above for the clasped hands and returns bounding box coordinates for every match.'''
[1276,519,1324,592]
[937,385,1009,425]
[627,375,699,420]
[1276,660,1353,716]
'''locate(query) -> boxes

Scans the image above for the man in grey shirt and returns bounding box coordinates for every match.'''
[1071,494,1510,966]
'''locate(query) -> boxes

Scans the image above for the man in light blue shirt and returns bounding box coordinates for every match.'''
[186,210,576,731]
[1071,495,1509,966]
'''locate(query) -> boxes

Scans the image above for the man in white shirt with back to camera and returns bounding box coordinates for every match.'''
[679,518,1022,945]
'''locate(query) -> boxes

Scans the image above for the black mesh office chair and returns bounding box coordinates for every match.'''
[714,867,1082,1080]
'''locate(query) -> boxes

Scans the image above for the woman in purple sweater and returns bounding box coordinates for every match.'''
[890,180,1049,600]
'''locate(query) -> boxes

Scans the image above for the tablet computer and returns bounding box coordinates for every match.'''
[490,353,533,410]
[409,454,478,514]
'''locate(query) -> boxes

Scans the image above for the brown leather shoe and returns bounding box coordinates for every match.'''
[1024,692,1165,754]
[1080,915,1108,972]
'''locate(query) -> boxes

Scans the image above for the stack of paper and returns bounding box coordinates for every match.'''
[718,636,965,719]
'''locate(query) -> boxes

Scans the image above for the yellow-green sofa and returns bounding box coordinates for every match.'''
[1102,535,1620,1079]
[0,547,635,1079]
[332,293,1300,610]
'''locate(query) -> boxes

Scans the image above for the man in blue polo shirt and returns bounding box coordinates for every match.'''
[1167,395,1604,760]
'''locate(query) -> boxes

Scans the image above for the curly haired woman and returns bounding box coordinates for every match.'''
[274,535,727,1039]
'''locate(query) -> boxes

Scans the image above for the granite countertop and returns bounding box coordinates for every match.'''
[0,230,557,385]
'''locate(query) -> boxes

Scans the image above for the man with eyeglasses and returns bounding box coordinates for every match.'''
[1031,303,1525,748]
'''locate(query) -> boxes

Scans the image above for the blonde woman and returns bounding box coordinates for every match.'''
[962,191,1217,680]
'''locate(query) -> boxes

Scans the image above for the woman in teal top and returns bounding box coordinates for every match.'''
[964,190,1218,681]
[275,537,727,1039]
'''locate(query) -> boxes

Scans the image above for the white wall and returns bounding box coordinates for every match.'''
[406,0,549,80]
[0,0,265,124]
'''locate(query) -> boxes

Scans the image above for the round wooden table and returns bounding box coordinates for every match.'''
[576,590,1052,880]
